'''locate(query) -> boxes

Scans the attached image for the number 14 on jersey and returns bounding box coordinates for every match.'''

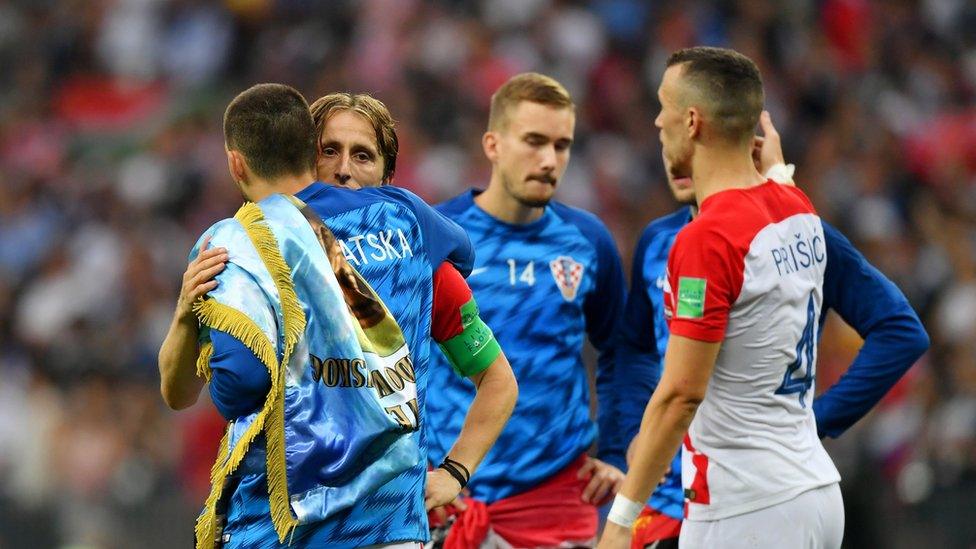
[506,259,535,286]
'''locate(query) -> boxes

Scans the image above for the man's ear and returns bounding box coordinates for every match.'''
[226,149,249,184]
[482,131,499,163]
[687,107,702,140]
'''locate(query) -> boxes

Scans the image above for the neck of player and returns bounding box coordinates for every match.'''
[476,176,546,225]
[244,172,316,203]
[690,143,766,206]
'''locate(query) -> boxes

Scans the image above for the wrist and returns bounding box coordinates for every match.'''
[764,162,795,183]
[607,493,643,528]
[175,302,197,326]
[438,457,470,490]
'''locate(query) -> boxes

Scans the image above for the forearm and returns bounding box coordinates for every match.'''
[158,311,205,410]
[813,316,928,437]
[619,390,699,503]
[599,342,660,469]
[441,353,518,473]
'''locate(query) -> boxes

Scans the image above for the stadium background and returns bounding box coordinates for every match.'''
[0,0,973,547]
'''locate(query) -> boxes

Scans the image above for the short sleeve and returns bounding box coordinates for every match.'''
[390,187,475,276]
[430,261,474,342]
[665,225,741,342]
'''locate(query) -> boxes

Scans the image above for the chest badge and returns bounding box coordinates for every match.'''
[549,256,585,301]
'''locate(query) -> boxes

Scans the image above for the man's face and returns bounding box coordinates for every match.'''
[655,65,695,189]
[662,150,695,204]
[316,110,385,189]
[490,101,575,208]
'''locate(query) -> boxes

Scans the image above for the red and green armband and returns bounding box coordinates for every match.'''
[437,297,501,378]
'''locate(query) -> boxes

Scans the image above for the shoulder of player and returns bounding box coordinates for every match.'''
[638,207,693,246]
[671,213,739,258]
[778,181,817,210]
[200,217,245,246]
[189,217,251,266]
[433,189,476,217]
[549,200,615,246]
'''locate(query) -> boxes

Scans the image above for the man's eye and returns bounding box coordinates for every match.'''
[322,147,338,157]
[353,152,372,162]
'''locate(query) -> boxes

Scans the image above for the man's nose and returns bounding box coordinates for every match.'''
[539,145,557,172]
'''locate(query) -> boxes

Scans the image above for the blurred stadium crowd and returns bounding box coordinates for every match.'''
[0,0,974,547]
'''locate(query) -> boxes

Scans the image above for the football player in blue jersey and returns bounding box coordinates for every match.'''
[420,73,631,547]
[158,85,518,548]
[616,111,930,548]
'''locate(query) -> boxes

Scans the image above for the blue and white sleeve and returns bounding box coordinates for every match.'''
[812,221,930,438]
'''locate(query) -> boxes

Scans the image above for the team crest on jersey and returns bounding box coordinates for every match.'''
[549,256,584,301]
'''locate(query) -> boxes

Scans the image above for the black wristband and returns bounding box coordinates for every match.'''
[438,457,470,489]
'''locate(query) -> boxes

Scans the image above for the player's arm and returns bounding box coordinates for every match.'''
[207,329,272,420]
[158,236,227,409]
[812,221,929,438]
[425,262,517,511]
[575,217,629,504]
[600,227,736,548]
[599,334,719,547]
[612,228,664,471]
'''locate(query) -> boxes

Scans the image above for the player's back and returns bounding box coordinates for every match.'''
[665,181,840,521]
[287,182,471,545]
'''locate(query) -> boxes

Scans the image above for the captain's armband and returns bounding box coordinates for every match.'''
[438,297,501,378]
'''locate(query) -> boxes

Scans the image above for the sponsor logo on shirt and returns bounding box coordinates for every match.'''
[676,277,707,318]
[549,255,584,301]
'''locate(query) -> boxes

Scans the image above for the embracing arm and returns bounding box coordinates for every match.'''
[158,238,227,409]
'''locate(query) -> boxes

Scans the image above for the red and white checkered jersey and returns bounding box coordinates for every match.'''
[664,181,841,521]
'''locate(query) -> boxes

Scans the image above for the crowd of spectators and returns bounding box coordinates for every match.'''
[0,0,973,547]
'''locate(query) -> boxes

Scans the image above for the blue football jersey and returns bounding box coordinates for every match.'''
[425,190,626,503]
[219,182,473,547]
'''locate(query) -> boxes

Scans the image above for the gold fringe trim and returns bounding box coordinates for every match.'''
[193,299,278,369]
[193,201,308,547]
[194,426,229,548]
[195,342,213,382]
[235,202,306,542]
[192,298,281,549]
[234,203,306,355]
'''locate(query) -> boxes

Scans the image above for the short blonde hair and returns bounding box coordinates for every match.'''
[309,92,399,183]
[487,73,575,131]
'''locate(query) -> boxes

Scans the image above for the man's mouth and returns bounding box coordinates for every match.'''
[526,174,556,185]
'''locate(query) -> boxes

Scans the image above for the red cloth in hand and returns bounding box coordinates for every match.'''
[440,454,598,548]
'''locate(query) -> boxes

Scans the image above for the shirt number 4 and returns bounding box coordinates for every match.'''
[775,293,817,408]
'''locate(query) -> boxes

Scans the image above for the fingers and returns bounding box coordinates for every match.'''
[186,279,219,302]
[195,235,212,260]
[190,261,227,286]
[433,503,447,521]
[577,457,596,479]
[425,470,461,512]
[581,472,614,504]
[452,495,467,511]
[759,110,778,138]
